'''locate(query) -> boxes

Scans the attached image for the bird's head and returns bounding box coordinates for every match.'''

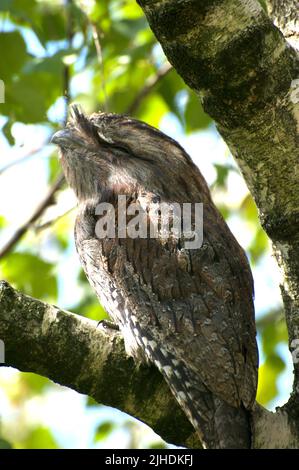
[51,105,197,202]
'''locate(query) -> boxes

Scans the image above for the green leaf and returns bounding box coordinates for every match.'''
[18,427,59,449]
[158,70,185,124]
[213,164,234,189]
[0,215,7,229]
[0,438,13,449]
[6,1,65,45]
[137,93,168,128]
[184,91,212,132]
[86,396,99,407]
[51,210,75,252]
[48,153,61,184]
[256,310,288,406]
[257,354,285,406]
[249,227,269,264]
[0,252,58,301]
[2,0,37,19]
[149,442,167,449]
[36,9,66,43]
[94,421,115,442]
[215,204,229,220]
[0,31,27,80]
[0,0,11,11]
[21,373,50,395]
[240,193,258,221]
[1,53,65,122]
[262,319,288,357]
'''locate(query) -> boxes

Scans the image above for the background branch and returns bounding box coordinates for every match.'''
[0,144,47,176]
[0,174,65,259]
[90,22,109,112]
[127,62,172,115]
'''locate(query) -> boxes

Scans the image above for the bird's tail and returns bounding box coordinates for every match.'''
[150,346,251,448]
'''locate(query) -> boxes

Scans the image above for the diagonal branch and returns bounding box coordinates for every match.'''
[127,62,172,114]
[0,280,200,449]
[0,144,47,176]
[0,174,65,259]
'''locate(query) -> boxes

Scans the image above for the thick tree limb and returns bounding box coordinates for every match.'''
[0,280,200,448]
[136,0,299,443]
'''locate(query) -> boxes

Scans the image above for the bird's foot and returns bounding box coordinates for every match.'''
[97,319,119,331]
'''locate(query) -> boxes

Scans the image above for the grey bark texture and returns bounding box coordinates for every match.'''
[0,280,200,448]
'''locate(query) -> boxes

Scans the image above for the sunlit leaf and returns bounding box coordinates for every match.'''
[0,31,27,80]
[0,215,7,229]
[21,373,50,395]
[257,355,285,406]
[137,93,168,128]
[17,427,59,449]
[94,421,115,442]
[0,438,13,449]
[0,252,58,301]
[184,91,212,132]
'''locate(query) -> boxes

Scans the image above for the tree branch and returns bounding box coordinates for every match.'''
[136,0,299,435]
[0,174,65,259]
[0,144,47,176]
[127,62,172,114]
[0,280,200,448]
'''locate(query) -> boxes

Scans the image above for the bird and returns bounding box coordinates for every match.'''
[52,105,258,449]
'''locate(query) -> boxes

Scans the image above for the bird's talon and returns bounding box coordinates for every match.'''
[97,319,119,331]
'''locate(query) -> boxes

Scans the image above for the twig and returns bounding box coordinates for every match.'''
[0,174,65,259]
[34,205,76,232]
[63,0,74,122]
[91,22,108,111]
[0,143,48,175]
[127,62,172,115]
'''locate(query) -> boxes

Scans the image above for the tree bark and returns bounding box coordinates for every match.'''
[0,280,200,449]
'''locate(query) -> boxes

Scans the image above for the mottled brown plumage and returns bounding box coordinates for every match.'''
[52,105,258,449]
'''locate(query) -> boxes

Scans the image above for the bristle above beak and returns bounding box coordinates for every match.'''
[69,104,85,123]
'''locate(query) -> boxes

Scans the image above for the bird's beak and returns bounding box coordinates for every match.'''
[51,129,73,146]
